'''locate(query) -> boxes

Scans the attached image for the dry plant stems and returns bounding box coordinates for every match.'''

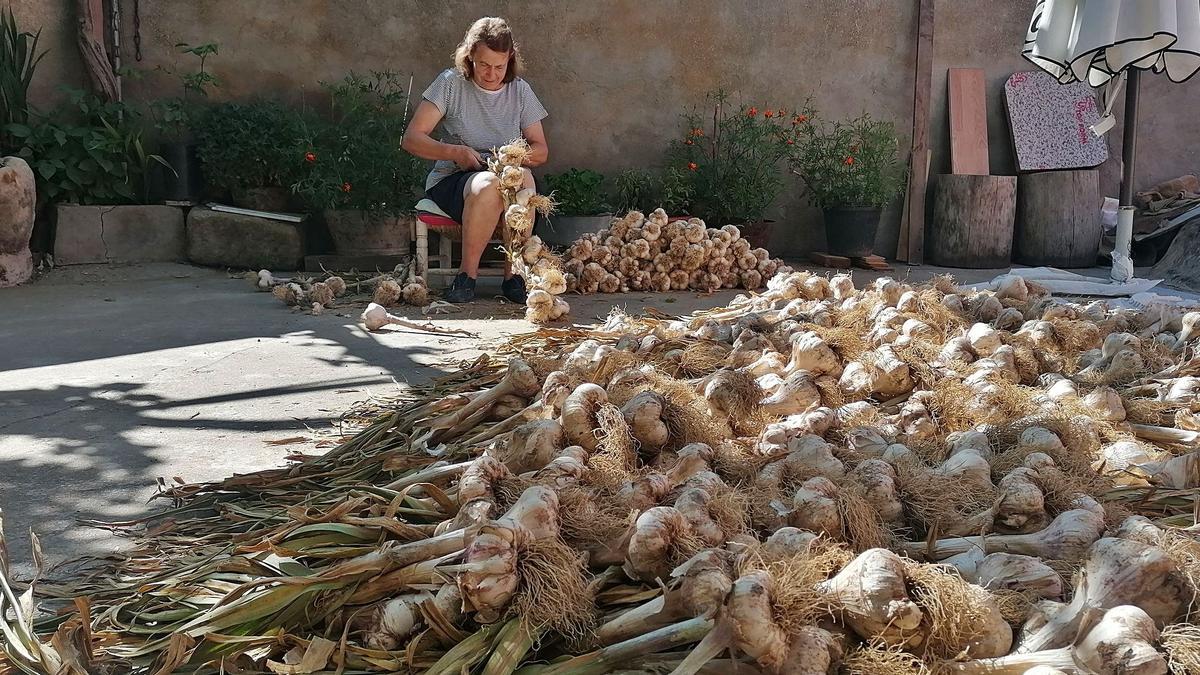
[11,271,1200,675]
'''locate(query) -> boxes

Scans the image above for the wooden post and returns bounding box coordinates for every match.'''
[414,218,429,277]
[75,0,119,101]
[929,174,1016,268]
[904,0,935,265]
[1015,170,1102,268]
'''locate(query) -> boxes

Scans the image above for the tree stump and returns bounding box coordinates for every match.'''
[929,174,1016,268]
[1015,170,1101,268]
[0,156,36,287]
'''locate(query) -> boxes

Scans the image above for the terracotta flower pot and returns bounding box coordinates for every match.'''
[537,215,612,247]
[323,209,413,255]
[0,156,36,287]
[737,219,775,250]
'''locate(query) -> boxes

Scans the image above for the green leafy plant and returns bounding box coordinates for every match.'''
[544,168,610,216]
[194,100,308,194]
[612,167,694,215]
[789,108,906,209]
[666,89,797,225]
[149,42,219,141]
[0,8,46,152]
[292,71,423,213]
[6,88,165,204]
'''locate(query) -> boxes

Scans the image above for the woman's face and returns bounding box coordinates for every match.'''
[471,44,510,90]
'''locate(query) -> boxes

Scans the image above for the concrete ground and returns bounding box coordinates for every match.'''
[0,260,1175,575]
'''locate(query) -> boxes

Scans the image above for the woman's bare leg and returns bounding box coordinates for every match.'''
[459,172,504,278]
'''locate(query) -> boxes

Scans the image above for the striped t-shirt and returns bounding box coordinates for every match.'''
[421,68,549,190]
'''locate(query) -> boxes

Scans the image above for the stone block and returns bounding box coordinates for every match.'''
[186,207,306,270]
[53,205,186,265]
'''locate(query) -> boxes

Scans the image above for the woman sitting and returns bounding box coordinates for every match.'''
[402,16,549,303]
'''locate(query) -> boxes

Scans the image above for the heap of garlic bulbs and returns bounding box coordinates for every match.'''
[562,209,789,294]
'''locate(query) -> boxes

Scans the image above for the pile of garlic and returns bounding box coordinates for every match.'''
[561,209,789,294]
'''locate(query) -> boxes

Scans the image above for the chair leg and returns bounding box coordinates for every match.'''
[415,218,429,278]
[438,233,453,270]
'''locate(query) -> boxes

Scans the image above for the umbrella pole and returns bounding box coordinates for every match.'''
[1111,68,1141,283]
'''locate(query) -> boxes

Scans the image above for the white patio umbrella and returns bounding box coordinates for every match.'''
[1022,0,1200,282]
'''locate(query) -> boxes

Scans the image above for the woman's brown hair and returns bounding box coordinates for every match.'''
[454,17,523,83]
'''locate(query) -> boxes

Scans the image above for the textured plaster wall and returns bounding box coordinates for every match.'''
[9,0,86,107]
[16,0,1200,257]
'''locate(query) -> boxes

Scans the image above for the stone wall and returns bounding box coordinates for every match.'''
[15,0,1200,257]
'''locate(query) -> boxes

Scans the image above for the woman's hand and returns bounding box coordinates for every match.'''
[452,145,486,170]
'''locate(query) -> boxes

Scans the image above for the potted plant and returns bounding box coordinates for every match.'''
[293,71,423,255]
[611,167,694,219]
[148,41,219,203]
[194,100,307,211]
[667,89,796,248]
[789,109,906,257]
[539,168,611,246]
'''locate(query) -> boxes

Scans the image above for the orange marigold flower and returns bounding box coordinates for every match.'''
[687,162,698,171]
[764,109,774,118]
[695,128,704,137]
[685,139,694,145]
[304,152,316,163]
[844,156,855,166]
[342,182,352,192]
[793,114,808,125]
[747,106,758,117]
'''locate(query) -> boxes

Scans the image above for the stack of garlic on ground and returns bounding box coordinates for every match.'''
[560,208,790,294]
[254,267,433,314]
[4,271,1200,675]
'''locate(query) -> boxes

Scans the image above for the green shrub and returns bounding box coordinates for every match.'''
[195,100,308,194]
[292,71,423,213]
[6,88,163,205]
[544,168,610,216]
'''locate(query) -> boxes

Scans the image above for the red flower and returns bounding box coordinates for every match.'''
[844,156,855,166]
[747,106,758,117]
[792,114,808,125]
[341,182,352,192]
[687,162,698,171]
[764,109,774,118]
[785,139,795,145]
[304,152,316,163]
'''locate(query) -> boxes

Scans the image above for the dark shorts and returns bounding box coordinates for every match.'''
[424,170,483,225]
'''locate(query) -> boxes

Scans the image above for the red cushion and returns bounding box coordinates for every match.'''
[417,212,460,229]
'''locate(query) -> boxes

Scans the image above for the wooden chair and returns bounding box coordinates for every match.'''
[413,198,508,280]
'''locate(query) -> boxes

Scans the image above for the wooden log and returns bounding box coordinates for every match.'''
[1015,170,1102,268]
[929,174,1016,268]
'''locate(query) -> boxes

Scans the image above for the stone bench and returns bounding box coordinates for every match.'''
[186,207,306,270]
